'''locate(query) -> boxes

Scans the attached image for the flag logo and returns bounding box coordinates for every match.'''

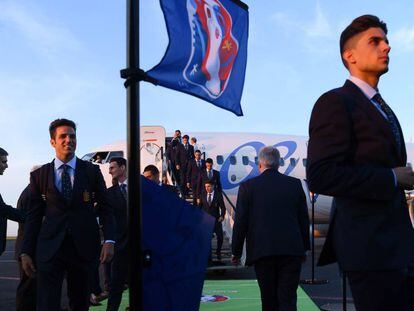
[184,0,239,99]
[201,295,230,303]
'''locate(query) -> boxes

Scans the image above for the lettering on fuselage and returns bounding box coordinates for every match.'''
[219,141,298,190]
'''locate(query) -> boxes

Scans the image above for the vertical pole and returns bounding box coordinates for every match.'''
[311,192,315,280]
[126,0,142,310]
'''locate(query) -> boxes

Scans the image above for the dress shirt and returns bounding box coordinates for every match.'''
[348,76,388,119]
[54,156,76,192]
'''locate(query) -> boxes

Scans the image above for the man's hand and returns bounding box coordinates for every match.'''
[218,216,224,222]
[196,198,201,205]
[176,164,180,170]
[100,242,114,264]
[231,255,240,266]
[394,167,414,189]
[21,254,36,277]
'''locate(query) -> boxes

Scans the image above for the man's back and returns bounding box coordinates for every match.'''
[232,169,310,265]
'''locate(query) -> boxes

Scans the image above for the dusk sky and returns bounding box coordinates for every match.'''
[1,0,414,234]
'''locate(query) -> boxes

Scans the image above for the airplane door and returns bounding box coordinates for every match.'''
[140,126,166,180]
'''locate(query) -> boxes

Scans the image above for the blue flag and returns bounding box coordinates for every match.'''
[141,176,215,310]
[146,0,249,116]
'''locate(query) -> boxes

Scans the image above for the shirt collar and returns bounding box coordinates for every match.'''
[118,179,128,187]
[54,156,77,171]
[208,191,214,196]
[348,76,378,100]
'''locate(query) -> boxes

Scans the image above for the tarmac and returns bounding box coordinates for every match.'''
[0,237,354,310]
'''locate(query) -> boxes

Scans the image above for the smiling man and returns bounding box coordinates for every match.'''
[20,119,115,311]
[307,15,414,310]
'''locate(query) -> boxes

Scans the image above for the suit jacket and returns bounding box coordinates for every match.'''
[197,169,222,198]
[0,194,25,256]
[307,80,414,271]
[21,158,115,263]
[232,169,310,266]
[186,159,205,188]
[15,185,30,260]
[182,143,195,161]
[107,184,127,251]
[200,191,226,219]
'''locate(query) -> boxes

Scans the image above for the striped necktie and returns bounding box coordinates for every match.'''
[61,164,72,202]
[372,93,401,152]
[120,183,127,200]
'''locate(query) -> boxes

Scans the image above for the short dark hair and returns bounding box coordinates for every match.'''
[340,15,387,67]
[144,164,159,175]
[195,150,201,154]
[206,158,213,164]
[109,157,127,168]
[175,130,181,134]
[204,180,215,186]
[0,148,8,156]
[182,135,189,140]
[49,118,76,139]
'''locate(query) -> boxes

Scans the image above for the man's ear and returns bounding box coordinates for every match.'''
[50,138,56,148]
[343,49,356,66]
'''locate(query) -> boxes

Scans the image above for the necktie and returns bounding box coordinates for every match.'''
[61,164,72,202]
[208,193,212,206]
[120,183,127,200]
[208,170,212,179]
[197,161,200,168]
[185,144,188,151]
[372,93,402,152]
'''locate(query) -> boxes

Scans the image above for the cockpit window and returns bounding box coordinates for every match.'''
[81,153,95,161]
[242,156,249,166]
[108,151,124,161]
[290,158,297,166]
[279,158,285,167]
[230,156,237,165]
[217,155,224,165]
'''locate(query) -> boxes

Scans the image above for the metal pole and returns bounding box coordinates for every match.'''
[311,192,315,280]
[126,0,142,310]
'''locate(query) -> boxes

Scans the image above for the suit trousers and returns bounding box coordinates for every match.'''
[16,262,36,311]
[37,234,94,311]
[254,255,302,311]
[213,220,223,255]
[106,247,128,311]
[347,269,408,311]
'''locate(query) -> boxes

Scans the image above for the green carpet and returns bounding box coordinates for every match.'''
[91,280,319,310]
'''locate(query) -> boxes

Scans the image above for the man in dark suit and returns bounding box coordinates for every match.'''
[105,157,128,311]
[186,150,205,205]
[307,15,414,311]
[20,119,115,311]
[200,180,226,260]
[232,146,310,311]
[0,147,25,257]
[174,135,194,197]
[197,158,222,203]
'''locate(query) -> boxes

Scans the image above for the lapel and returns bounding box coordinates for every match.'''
[47,160,67,206]
[343,80,401,156]
[70,158,82,206]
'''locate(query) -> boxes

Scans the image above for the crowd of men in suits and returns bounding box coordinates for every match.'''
[166,129,226,261]
[0,122,229,310]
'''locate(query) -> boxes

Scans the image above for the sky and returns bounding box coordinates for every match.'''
[1,0,414,234]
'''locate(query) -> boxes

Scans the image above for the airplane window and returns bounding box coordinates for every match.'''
[302,158,307,167]
[217,155,224,165]
[254,157,258,165]
[92,152,109,164]
[108,151,124,161]
[230,156,237,165]
[81,153,95,161]
[290,158,297,166]
[279,158,285,166]
[242,156,249,165]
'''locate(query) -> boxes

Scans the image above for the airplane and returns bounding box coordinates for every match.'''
[81,126,414,239]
